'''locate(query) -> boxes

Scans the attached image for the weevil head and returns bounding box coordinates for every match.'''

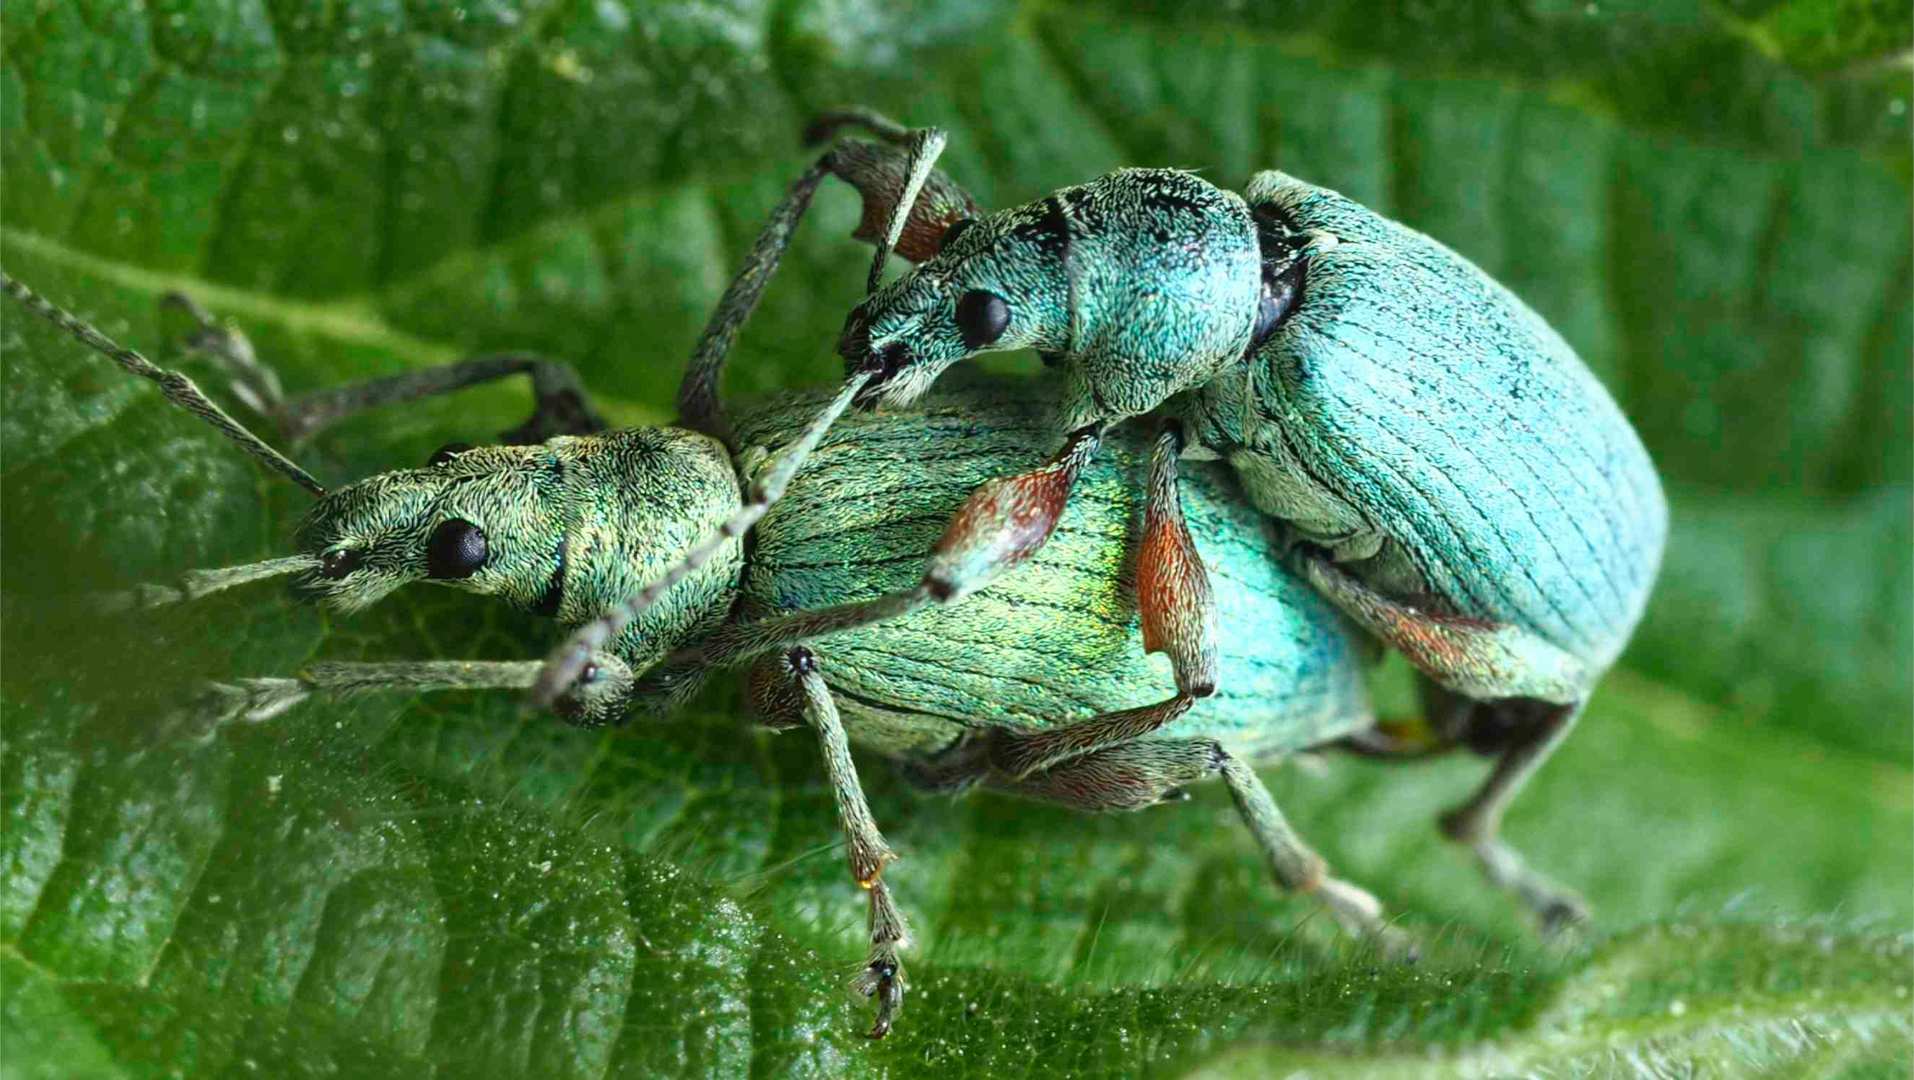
[294,430,745,680]
[840,198,1076,410]
[294,442,566,614]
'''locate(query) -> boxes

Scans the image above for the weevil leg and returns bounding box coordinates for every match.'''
[678,121,975,442]
[676,156,835,443]
[1136,422,1218,696]
[994,733,1219,809]
[160,291,286,416]
[996,738,1411,956]
[923,424,1103,602]
[292,355,603,445]
[1439,699,1590,934]
[198,653,636,734]
[1296,553,1588,706]
[163,292,605,445]
[770,647,913,1039]
[1216,750,1415,956]
[989,696,1199,780]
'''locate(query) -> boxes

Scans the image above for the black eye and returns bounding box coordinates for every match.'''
[955,290,1009,350]
[429,442,473,466]
[938,217,975,252]
[320,549,363,580]
[426,519,487,579]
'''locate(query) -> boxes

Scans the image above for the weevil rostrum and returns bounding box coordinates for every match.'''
[5,273,1408,1040]
[562,108,1669,935]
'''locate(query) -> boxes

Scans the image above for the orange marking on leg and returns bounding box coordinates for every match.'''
[927,431,1097,600]
[1138,430,1217,695]
[829,143,980,262]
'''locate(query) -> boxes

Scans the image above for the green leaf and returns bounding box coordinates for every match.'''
[3,1,1908,1075]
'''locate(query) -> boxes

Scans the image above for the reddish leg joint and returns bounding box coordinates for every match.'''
[924,426,1101,602]
[1138,424,1218,698]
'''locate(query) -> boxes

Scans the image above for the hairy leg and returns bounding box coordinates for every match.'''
[752,647,912,1039]
[990,736,1409,954]
[1297,553,1587,705]
[1330,674,1589,933]
[164,292,603,444]
[678,113,974,441]
[1438,699,1589,933]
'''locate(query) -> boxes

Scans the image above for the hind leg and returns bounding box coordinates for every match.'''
[1438,696,1589,933]
[993,737,1409,954]
[1297,553,1587,705]
[1338,675,1588,933]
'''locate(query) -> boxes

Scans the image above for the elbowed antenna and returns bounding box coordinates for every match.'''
[530,125,951,707]
[1,270,326,496]
[865,129,947,295]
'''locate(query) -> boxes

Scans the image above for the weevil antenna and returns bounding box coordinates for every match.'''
[0,270,326,497]
[530,370,872,707]
[864,128,947,296]
[94,555,323,613]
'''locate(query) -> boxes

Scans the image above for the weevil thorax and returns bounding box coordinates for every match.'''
[297,427,745,676]
[846,169,1263,430]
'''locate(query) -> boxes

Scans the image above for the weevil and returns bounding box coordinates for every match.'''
[4,274,1407,1039]
[549,108,1668,932]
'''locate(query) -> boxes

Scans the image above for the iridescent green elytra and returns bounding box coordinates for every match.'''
[3,273,1394,1040]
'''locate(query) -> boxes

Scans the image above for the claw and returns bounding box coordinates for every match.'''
[1372,923,1421,965]
[1539,894,1591,939]
[854,958,903,1039]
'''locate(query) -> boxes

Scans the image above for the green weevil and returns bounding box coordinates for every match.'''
[5,273,1407,1040]
[547,109,1668,933]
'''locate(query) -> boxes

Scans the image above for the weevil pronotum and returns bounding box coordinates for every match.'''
[5,273,1425,1039]
[555,108,1669,933]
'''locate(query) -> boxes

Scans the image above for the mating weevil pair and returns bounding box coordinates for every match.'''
[545,110,1667,927]
[5,100,1664,1041]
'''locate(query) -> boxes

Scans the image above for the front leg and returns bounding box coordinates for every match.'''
[163,292,605,445]
[756,647,911,1039]
[196,653,633,733]
[677,114,976,441]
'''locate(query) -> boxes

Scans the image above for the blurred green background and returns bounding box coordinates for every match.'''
[2,1,1909,1076]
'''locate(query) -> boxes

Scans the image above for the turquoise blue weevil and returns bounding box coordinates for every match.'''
[545,108,1668,936]
[6,274,1400,1040]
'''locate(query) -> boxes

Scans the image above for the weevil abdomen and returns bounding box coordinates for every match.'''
[734,383,1372,762]
[1184,172,1667,683]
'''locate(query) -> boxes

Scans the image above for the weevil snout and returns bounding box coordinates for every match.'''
[840,303,922,409]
